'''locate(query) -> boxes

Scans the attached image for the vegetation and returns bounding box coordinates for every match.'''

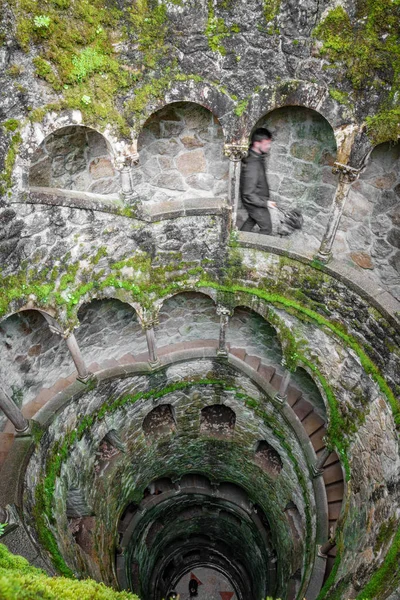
[314,0,400,143]
[0,543,139,599]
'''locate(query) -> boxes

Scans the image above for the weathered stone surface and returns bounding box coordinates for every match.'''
[290,142,320,162]
[387,228,400,249]
[350,252,374,269]
[89,158,114,180]
[154,171,186,191]
[176,149,206,176]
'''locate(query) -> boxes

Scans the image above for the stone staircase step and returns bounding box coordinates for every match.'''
[309,427,327,452]
[326,481,345,503]
[292,397,313,421]
[287,386,302,407]
[100,358,120,369]
[244,354,261,371]
[328,501,342,521]
[323,462,344,486]
[269,372,282,390]
[257,364,275,383]
[118,353,136,365]
[301,412,325,436]
[230,347,246,361]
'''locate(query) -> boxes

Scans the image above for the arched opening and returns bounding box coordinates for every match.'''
[29,125,118,195]
[0,309,73,430]
[238,106,337,247]
[143,404,176,438]
[200,404,236,437]
[333,141,400,301]
[75,299,146,368]
[156,292,219,348]
[136,102,228,203]
[255,440,283,477]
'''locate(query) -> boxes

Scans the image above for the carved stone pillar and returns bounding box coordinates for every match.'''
[0,388,29,433]
[275,370,291,403]
[224,145,248,227]
[312,447,331,477]
[48,325,92,383]
[315,162,360,263]
[115,154,140,207]
[140,317,160,368]
[216,304,233,357]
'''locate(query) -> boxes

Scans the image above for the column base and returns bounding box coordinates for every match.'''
[313,250,332,265]
[311,464,324,478]
[77,373,95,385]
[274,393,286,405]
[15,422,31,437]
[148,359,160,369]
[217,348,229,358]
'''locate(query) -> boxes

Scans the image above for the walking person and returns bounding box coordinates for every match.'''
[239,127,276,235]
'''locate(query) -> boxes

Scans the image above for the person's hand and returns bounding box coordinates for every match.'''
[267,201,277,208]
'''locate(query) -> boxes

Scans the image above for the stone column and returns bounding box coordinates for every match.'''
[312,447,331,477]
[140,316,160,368]
[48,324,92,383]
[275,370,291,403]
[224,145,248,227]
[115,154,140,208]
[216,304,233,357]
[0,388,29,433]
[315,162,360,263]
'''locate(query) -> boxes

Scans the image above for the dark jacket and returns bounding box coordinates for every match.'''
[240,149,270,208]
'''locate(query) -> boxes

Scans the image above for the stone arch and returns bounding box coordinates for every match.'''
[133,80,235,139]
[228,304,284,368]
[237,105,338,247]
[142,404,177,438]
[200,404,236,437]
[134,101,229,203]
[75,298,146,367]
[0,308,73,424]
[29,124,119,195]
[333,140,400,301]
[156,291,219,348]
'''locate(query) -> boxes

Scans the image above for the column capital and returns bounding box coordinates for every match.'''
[332,162,360,182]
[48,324,69,339]
[114,153,140,171]
[224,144,248,162]
[216,304,234,317]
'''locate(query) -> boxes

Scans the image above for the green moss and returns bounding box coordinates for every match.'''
[1,119,20,132]
[234,98,249,117]
[357,526,400,599]
[314,1,400,143]
[374,517,398,554]
[205,1,230,55]
[0,544,139,599]
[263,0,281,23]
[0,131,22,196]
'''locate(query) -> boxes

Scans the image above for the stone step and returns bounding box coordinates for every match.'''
[326,481,345,503]
[118,353,136,366]
[328,501,342,521]
[229,347,246,361]
[100,358,120,369]
[302,411,325,436]
[309,426,327,452]
[287,386,302,407]
[244,354,261,371]
[257,363,275,383]
[0,433,15,469]
[269,372,282,391]
[292,397,314,421]
[323,462,344,486]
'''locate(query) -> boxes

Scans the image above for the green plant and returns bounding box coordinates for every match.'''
[33,15,51,28]
[0,525,6,537]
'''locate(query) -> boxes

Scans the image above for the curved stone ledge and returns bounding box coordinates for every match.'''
[15,188,230,223]
[238,231,400,323]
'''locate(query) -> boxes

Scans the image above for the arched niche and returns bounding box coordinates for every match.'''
[156,291,218,348]
[255,440,283,478]
[75,299,146,366]
[291,366,327,420]
[228,306,284,367]
[29,125,119,195]
[0,309,73,424]
[333,141,400,301]
[200,404,236,437]
[142,405,177,439]
[135,102,228,203]
[238,106,337,247]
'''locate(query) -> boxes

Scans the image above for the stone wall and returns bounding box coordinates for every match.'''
[75,300,147,366]
[0,310,73,417]
[135,102,229,203]
[237,106,338,249]
[29,126,119,196]
[334,142,400,300]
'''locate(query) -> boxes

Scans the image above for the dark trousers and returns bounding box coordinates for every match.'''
[240,204,272,235]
